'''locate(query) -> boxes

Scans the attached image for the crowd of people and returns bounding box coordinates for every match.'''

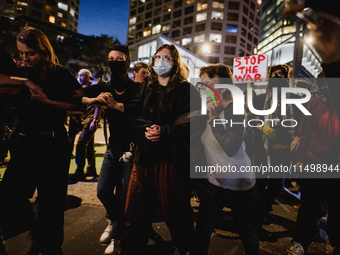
[1,1,340,255]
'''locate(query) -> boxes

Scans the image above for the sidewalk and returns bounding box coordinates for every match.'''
[1,125,334,254]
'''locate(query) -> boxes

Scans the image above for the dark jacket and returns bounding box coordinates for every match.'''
[125,80,201,171]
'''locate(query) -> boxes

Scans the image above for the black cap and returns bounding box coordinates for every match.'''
[109,44,131,68]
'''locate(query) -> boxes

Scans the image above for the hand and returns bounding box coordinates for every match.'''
[29,86,49,104]
[82,96,107,108]
[261,126,277,140]
[25,79,42,95]
[99,92,117,109]
[145,124,161,142]
[290,136,300,152]
[97,78,103,83]
[206,101,222,120]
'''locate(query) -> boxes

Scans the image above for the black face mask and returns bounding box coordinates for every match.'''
[109,61,130,93]
[109,61,128,75]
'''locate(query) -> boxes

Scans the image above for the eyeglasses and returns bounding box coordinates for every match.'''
[153,54,174,62]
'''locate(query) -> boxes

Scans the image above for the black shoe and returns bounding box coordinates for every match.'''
[85,169,98,178]
[68,173,85,184]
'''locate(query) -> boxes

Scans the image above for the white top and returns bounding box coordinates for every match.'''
[201,110,256,191]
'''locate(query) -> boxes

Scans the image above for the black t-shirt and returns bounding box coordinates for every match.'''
[16,65,81,133]
[0,45,18,76]
[84,79,138,151]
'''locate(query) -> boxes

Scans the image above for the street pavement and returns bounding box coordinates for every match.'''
[1,125,334,254]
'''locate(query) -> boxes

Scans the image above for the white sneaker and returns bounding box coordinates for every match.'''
[288,242,305,255]
[104,239,120,255]
[100,221,117,244]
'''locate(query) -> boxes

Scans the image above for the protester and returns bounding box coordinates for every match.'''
[69,68,101,182]
[132,62,149,83]
[0,27,104,255]
[101,44,201,255]
[191,64,258,255]
[79,45,137,255]
[288,75,340,255]
[283,3,340,254]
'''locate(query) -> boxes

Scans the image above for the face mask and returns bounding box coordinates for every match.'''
[109,61,128,75]
[152,59,172,77]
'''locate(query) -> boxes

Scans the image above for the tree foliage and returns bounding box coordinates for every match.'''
[0,16,120,74]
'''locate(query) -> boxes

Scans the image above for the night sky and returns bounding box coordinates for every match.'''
[77,0,130,44]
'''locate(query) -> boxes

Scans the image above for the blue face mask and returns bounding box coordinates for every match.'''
[152,59,172,77]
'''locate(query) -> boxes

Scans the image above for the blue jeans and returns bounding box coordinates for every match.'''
[97,144,133,238]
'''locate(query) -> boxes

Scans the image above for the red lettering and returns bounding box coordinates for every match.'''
[235,58,241,67]
[253,66,258,73]
[239,66,245,74]
[245,74,253,82]
[254,73,262,82]
[258,54,266,64]
[245,66,252,74]
[244,56,250,65]
[234,75,245,82]
[250,56,256,65]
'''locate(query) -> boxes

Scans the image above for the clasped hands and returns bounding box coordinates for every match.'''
[145,124,160,142]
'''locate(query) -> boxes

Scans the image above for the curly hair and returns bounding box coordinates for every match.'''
[148,44,188,90]
[17,27,58,80]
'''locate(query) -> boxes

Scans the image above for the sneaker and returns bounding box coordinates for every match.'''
[288,242,305,255]
[100,221,117,244]
[104,239,120,255]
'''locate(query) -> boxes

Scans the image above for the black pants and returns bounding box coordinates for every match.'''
[74,121,96,175]
[192,182,259,255]
[0,128,70,254]
[293,158,340,250]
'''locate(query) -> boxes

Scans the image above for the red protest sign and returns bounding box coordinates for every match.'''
[233,54,267,83]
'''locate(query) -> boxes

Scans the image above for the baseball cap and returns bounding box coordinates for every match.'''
[78,68,94,80]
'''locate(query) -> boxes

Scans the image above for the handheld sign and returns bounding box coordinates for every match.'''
[233,54,267,83]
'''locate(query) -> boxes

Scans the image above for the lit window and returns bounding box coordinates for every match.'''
[196,12,207,22]
[70,8,75,16]
[197,2,208,11]
[49,16,55,23]
[211,11,223,20]
[162,24,170,31]
[226,24,238,33]
[61,22,66,27]
[58,2,68,11]
[152,24,161,34]
[186,0,195,4]
[194,34,205,43]
[212,1,224,8]
[209,33,222,43]
[143,29,151,37]
[58,12,63,17]
[182,37,192,46]
[140,0,145,2]
[17,1,28,6]
[129,26,136,32]
[129,17,136,25]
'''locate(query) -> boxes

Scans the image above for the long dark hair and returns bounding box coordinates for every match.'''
[17,27,58,80]
[148,44,187,90]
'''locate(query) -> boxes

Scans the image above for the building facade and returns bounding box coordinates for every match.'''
[258,0,322,78]
[127,0,262,69]
[0,0,80,32]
